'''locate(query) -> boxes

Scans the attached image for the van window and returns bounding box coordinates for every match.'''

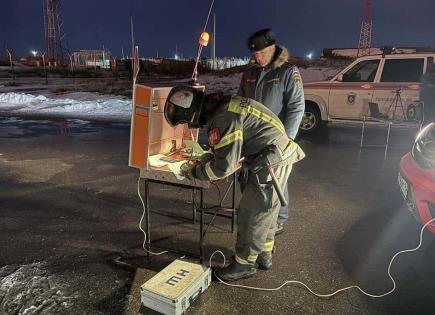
[342,60,380,82]
[380,59,424,82]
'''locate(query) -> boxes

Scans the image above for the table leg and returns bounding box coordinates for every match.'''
[192,188,196,224]
[199,188,204,263]
[144,179,151,258]
[360,116,366,148]
[384,122,392,160]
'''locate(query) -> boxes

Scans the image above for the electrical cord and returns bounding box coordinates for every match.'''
[137,169,228,255]
[210,217,435,298]
[138,165,435,298]
[137,153,435,298]
[136,143,212,256]
[185,149,232,239]
[190,179,236,239]
[137,173,168,256]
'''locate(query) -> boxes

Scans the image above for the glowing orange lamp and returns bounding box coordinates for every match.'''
[199,32,210,47]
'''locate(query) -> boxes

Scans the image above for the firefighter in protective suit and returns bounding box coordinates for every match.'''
[164,86,305,281]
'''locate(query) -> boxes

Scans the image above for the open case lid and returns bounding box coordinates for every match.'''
[129,84,204,171]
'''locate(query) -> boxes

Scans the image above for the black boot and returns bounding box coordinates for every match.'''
[215,261,256,282]
[256,252,273,270]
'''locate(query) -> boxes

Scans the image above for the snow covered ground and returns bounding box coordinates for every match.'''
[0,67,338,122]
[0,263,74,314]
[0,92,132,122]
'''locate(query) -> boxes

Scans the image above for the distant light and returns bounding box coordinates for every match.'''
[174,54,179,60]
[31,50,38,57]
[306,52,313,60]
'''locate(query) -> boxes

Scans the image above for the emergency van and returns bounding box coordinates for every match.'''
[301,52,435,133]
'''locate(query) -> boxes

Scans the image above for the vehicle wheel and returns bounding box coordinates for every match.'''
[300,103,321,135]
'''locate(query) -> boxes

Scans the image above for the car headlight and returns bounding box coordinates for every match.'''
[412,122,435,169]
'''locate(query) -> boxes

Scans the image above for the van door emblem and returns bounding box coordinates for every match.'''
[347,94,356,105]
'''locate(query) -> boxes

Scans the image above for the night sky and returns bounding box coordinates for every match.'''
[1,0,435,59]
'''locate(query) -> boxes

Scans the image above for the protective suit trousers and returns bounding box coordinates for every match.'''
[235,163,293,264]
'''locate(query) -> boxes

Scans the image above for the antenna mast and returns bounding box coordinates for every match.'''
[43,0,67,62]
[357,0,374,57]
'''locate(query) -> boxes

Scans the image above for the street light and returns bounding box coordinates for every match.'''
[306,52,314,60]
[30,50,38,57]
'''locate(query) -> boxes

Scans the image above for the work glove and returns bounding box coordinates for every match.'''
[180,161,197,179]
[198,152,214,165]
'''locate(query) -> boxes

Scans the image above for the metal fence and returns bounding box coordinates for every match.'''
[203,57,249,70]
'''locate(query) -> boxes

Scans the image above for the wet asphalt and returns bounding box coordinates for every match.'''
[1,117,434,315]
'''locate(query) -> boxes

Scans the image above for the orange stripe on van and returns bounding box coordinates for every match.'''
[304,82,421,91]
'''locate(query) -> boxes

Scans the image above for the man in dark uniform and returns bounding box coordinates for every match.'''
[421,60,435,123]
[164,86,305,281]
[238,29,305,235]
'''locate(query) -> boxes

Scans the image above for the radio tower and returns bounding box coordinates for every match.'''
[43,0,66,62]
[357,0,374,57]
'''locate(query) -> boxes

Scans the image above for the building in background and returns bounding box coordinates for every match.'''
[203,57,249,70]
[73,50,112,69]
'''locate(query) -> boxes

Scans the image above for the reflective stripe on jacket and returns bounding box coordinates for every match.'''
[194,96,305,181]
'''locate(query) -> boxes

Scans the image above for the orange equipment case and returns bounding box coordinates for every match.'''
[129,84,201,171]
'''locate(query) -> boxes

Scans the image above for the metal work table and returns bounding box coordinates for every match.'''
[139,168,237,262]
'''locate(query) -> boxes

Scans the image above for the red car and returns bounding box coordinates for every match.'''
[398,122,435,234]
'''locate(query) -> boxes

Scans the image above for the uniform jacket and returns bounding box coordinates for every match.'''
[193,96,305,181]
[238,45,305,140]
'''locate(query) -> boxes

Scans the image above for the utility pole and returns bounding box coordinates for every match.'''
[102,46,106,69]
[357,0,374,57]
[211,11,216,70]
[130,15,135,62]
[68,54,74,82]
[130,14,136,79]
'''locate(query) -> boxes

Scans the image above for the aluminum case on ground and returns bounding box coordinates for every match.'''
[140,259,211,315]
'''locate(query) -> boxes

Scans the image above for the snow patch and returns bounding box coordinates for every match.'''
[2,158,74,183]
[0,262,73,315]
[0,93,47,105]
[0,92,132,122]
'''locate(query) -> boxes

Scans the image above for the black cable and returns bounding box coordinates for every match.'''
[192,180,234,239]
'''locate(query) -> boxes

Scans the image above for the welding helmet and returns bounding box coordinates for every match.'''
[164,86,204,128]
